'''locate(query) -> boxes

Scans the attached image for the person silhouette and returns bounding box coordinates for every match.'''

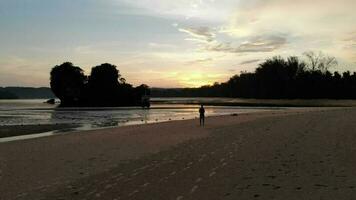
[199,104,205,126]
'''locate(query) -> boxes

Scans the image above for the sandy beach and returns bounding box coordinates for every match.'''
[1,107,356,199]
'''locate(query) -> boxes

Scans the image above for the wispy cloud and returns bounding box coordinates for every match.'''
[148,42,177,49]
[179,27,215,43]
[344,32,356,46]
[206,35,287,53]
[239,59,261,65]
[179,25,287,54]
[186,57,213,65]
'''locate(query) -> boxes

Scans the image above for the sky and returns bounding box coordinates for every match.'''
[0,0,355,88]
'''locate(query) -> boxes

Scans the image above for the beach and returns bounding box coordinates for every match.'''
[1,107,356,199]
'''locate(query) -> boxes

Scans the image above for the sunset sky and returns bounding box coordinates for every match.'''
[0,0,355,88]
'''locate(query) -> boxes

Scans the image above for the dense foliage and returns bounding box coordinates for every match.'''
[50,62,150,107]
[152,55,356,99]
[50,62,86,106]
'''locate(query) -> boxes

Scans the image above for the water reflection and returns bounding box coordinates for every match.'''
[0,99,290,131]
[49,106,196,130]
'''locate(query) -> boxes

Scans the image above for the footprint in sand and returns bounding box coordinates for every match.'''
[224,192,231,196]
[104,184,112,189]
[267,175,276,179]
[314,184,328,188]
[195,177,202,183]
[182,166,191,171]
[191,185,199,193]
[131,172,139,177]
[209,171,216,177]
[273,186,281,190]
[128,190,139,197]
[141,182,150,188]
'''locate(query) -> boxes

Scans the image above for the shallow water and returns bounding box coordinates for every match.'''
[0,98,289,130]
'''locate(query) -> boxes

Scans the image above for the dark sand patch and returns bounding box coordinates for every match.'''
[0,124,79,138]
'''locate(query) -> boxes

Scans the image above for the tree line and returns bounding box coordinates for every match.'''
[152,52,356,99]
[0,89,18,99]
[0,87,55,99]
[50,62,150,107]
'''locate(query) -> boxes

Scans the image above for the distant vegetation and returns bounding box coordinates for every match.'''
[152,52,356,99]
[50,62,150,107]
[0,89,18,99]
[0,87,54,99]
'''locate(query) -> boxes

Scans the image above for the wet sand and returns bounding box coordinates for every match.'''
[0,124,78,138]
[1,107,356,199]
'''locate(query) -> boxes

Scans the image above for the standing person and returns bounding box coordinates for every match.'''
[199,104,205,126]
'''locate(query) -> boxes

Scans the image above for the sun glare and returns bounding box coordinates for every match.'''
[177,71,220,88]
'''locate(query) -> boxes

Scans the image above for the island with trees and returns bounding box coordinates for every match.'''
[50,62,150,107]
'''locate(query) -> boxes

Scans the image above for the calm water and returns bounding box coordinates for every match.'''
[0,98,288,130]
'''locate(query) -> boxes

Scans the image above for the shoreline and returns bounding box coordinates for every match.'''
[152,99,356,107]
[0,107,294,143]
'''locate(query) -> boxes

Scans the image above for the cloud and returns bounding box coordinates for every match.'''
[148,42,176,49]
[117,0,237,21]
[186,57,213,65]
[203,35,287,53]
[239,59,261,65]
[178,27,215,43]
[344,32,356,47]
[179,25,287,54]
[342,32,356,63]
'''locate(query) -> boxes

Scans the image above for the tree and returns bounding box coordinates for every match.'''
[50,62,86,106]
[87,63,121,106]
[89,63,121,86]
[303,51,337,72]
